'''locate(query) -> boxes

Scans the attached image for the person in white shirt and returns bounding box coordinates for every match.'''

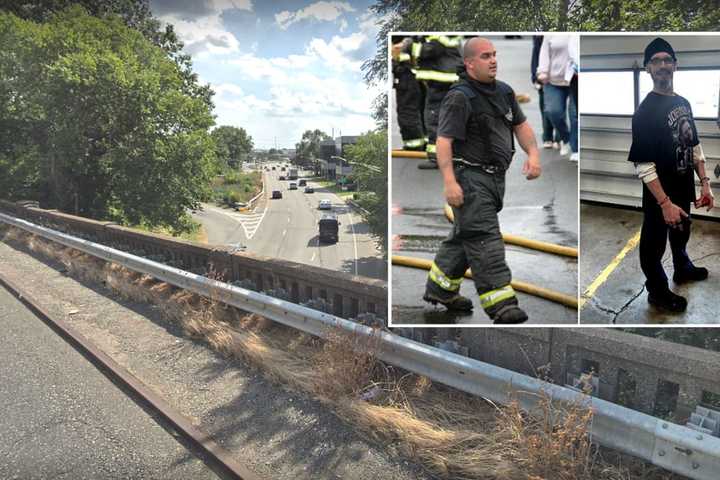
[537,34,579,162]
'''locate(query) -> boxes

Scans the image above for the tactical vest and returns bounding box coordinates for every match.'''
[450,79,516,170]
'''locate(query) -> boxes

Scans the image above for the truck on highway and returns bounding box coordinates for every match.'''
[318,214,340,243]
[288,168,298,180]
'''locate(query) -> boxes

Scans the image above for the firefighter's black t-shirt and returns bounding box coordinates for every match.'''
[628,92,699,205]
[437,79,525,168]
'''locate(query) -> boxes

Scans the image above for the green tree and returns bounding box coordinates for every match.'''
[295,129,331,173]
[0,7,216,233]
[345,130,388,252]
[211,126,253,170]
[0,0,214,110]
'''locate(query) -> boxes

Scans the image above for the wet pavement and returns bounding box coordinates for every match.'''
[390,37,578,325]
[580,203,720,324]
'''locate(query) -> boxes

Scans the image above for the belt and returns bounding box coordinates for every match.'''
[452,158,503,174]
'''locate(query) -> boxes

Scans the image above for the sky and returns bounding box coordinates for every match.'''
[149,0,383,149]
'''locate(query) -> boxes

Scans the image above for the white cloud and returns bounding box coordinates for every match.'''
[306,32,366,71]
[275,1,355,30]
[210,0,252,11]
[155,0,252,56]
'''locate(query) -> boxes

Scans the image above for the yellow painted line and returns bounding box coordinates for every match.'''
[579,229,641,310]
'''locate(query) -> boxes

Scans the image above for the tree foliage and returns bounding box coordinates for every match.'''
[211,126,253,170]
[346,130,388,252]
[0,6,216,233]
[295,129,331,163]
[0,0,213,109]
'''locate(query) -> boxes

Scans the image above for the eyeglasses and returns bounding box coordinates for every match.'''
[648,57,676,66]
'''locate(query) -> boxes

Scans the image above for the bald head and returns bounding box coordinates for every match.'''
[463,37,497,83]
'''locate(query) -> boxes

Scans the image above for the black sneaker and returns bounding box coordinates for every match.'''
[648,290,687,312]
[673,265,708,284]
[417,161,438,170]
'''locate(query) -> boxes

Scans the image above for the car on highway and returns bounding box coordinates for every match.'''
[271,190,282,199]
[280,167,286,171]
[304,186,314,193]
[271,166,276,170]
[318,214,340,243]
[279,175,286,180]
[298,179,307,186]
[318,199,331,210]
[289,182,297,190]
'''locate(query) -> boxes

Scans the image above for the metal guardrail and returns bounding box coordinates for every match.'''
[1,211,718,480]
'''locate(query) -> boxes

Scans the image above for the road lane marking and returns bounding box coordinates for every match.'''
[310,252,316,262]
[347,210,359,276]
[579,229,641,311]
[282,229,287,236]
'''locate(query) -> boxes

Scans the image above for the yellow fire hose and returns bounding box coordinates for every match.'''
[392,149,427,158]
[443,205,578,258]
[392,255,578,309]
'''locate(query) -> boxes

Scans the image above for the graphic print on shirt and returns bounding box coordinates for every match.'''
[667,104,695,173]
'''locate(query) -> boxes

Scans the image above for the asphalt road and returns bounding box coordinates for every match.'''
[391,37,578,325]
[0,284,219,480]
[194,166,385,280]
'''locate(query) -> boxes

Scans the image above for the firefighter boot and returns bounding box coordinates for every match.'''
[417,148,438,169]
[486,297,528,324]
[423,279,473,311]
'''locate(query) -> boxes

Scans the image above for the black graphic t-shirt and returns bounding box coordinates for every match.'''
[628,92,699,205]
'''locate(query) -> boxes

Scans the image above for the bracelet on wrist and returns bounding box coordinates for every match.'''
[701,176,710,184]
[658,196,670,207]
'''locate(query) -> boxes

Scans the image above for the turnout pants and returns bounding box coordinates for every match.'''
[428,166,517,313]
[640,198,692,294]
[394,64,426,150]
[424,82,452,157]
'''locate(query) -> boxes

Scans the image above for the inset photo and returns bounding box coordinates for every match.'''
[580,34,720,324]
[389,34,579,326]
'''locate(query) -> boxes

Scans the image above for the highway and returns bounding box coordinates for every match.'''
[194,166,386,280]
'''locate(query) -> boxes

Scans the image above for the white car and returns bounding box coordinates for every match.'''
[318,199,332,210]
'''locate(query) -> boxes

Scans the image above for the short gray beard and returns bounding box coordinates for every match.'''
[652,73,673,94]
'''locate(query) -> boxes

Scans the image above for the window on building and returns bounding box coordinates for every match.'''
[639,69,720,119]
[580,71,635,115]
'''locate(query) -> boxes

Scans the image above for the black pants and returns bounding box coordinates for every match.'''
[639,199,692,293]
[394,65,425,146]
[430,166,515,312]
[424,82,452,155]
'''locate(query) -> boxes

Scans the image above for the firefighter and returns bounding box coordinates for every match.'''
[422,37,542,324]
[410,35,464,169]
[392,35,426,151]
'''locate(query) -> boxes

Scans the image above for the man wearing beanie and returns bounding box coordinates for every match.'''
[628,37,714,312]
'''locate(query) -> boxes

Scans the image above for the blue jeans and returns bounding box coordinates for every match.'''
[544,84,578,153]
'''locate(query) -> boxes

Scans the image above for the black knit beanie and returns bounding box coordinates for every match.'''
[643,37,676,67]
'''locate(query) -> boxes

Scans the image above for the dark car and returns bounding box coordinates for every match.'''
[304,186,314,193]
[318,214,340,243]
[298,179,307,186]
[271,190,282,199]
[289,182,297,190]
[279,175,286,180]
[272,166,276,170]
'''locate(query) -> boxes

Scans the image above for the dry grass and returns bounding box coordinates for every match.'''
[0,225,684,480]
